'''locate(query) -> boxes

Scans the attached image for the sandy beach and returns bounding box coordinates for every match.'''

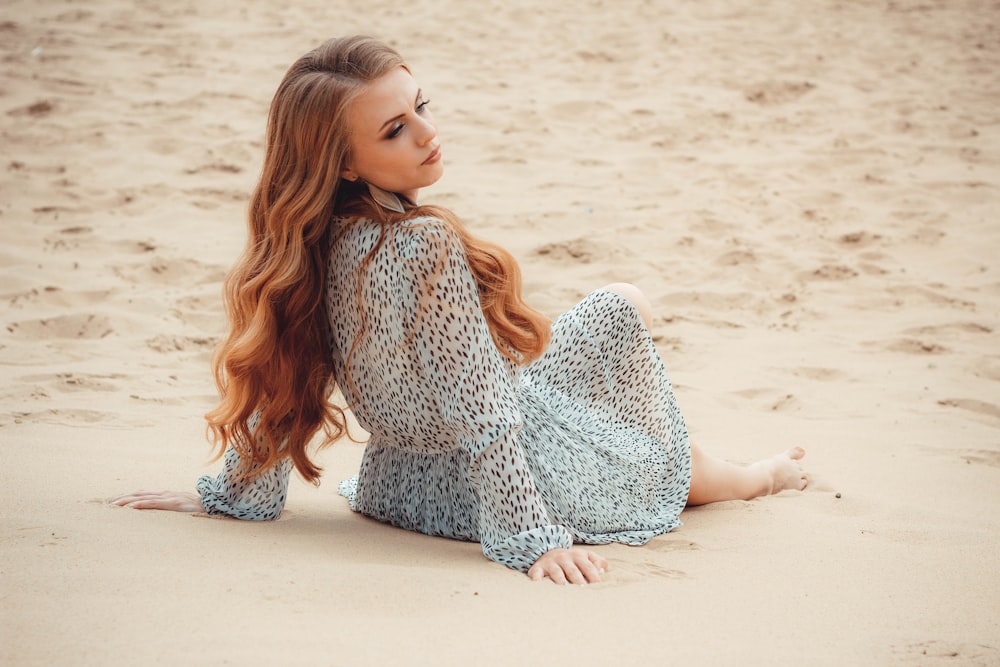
[2,0,999,664]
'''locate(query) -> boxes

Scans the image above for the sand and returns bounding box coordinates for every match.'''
[2,0,999,664]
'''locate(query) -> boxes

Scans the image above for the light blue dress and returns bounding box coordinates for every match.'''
[197,217,692,572]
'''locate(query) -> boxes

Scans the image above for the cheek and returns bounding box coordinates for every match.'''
[367,146,403,170]
[351,149,386,180]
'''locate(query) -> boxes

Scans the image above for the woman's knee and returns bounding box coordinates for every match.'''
[601,282,653,329]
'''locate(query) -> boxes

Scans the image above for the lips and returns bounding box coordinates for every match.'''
[422,147,442,165]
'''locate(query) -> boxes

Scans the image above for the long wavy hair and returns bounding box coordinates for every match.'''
[206,36,550,483]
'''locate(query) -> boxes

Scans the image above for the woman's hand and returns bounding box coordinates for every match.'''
[110,490,205,513]
[527,547,607,584]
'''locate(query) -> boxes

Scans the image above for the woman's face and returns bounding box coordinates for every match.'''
[341,66,443,203]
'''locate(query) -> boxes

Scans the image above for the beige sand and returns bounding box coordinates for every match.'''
[2,0,998,664]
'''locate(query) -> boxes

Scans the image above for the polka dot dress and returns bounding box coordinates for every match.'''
[198,216,692,573]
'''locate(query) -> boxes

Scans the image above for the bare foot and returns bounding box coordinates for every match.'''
[752,447,808,495]
[687,444,809,505]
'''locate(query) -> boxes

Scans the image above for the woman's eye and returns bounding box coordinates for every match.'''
[385,100,431,139]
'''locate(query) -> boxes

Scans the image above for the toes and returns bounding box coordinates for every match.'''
[787,446,806,460]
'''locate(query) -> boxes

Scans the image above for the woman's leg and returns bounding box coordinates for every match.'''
[687,443,807,506]
[601,282,653,329]
[598,282,809,504]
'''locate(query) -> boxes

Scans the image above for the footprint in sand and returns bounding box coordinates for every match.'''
[732,387,801,412]
[917,443,1000,469]
[182,139,255,175]
[31,206,80,224]
[954,448,1000,467]
[528,236,642,300]
[887,285,976,311]
[836,231,893,276]
[744,81,816,105]
[715,249,757,267]
[183,162,243,175]
[145,334,216,354]
[603,558,689,586]
[837,230,884,248]
[802,263,859,281]
[903,322,993,337]
[886,338,949,355]
[16,372,126,393]
[5,408,153,429]
[788,367,848,382]
[937,399,1000,423]
[6,99,56,118]
[532,238,609,263]
[167,294,226,331]
[970,359,1000,382]
[40,225,157,255]
[183,186,249,211]
[6,285,108,310]
[6,313,113,340]
[111,256,226,287]
[887,640,999,666]
[41,226,91,250]
[642,537,702,553]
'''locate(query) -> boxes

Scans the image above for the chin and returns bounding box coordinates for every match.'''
[418,171,444,190]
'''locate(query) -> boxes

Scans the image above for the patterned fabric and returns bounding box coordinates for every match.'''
[198,216,692,572]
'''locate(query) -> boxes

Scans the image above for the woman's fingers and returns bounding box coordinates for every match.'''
[528,548,607,585]
[573,551,605,584]
[109,490,203,512]
[548,561,570,585]
[110,491,151,506]
[587,550,609,574]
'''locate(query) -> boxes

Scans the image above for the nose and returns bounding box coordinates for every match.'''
[415,115,437,146]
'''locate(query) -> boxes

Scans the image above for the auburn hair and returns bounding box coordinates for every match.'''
[205,36,550,483]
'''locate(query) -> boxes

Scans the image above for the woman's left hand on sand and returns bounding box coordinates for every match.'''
[110,490,205,513]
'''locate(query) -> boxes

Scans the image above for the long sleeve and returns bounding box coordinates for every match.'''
[195,413,293,521]
[391,219,573,571]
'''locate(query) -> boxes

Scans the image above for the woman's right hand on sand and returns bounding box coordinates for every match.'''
[110,490,205,513]
[527,547,607,585]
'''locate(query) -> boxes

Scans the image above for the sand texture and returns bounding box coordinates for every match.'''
[2,0,999,665]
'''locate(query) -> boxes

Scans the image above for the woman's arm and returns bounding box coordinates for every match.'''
[113,413,293,520]
[399,219,605,582]
[195,444,293,520]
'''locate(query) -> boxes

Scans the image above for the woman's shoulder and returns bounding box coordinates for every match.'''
[331,214,452,239]
[331,214,462,264]
[330,215,381,248]
[391,215,462,258]
[397,215,454,237]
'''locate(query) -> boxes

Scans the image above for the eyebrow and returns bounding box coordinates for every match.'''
[378,89,422,133]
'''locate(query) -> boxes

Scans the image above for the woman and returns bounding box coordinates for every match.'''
[113,36,807,585]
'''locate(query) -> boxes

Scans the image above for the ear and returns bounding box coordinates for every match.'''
[341,165,359,182]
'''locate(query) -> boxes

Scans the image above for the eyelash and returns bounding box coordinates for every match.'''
[387,99,431,139]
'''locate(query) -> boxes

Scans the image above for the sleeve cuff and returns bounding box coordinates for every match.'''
[194,451,292,521]
[481,524,575,573]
